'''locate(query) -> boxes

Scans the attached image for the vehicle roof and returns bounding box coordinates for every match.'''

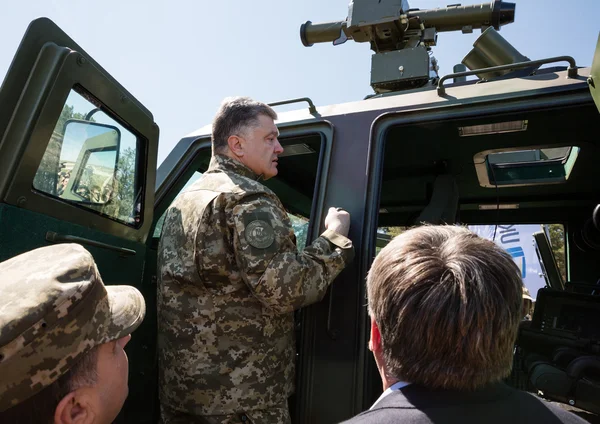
[185,66,592,138]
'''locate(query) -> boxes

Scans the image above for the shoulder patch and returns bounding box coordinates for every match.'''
[245,219,275,249]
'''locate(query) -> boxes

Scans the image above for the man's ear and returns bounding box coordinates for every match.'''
[54,390,95,424]
[369,317,382,353]
[227,135,244,157]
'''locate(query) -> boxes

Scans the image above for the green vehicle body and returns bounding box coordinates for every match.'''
[1,3,600,422]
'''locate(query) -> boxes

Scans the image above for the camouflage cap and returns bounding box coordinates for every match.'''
[0,243,146,412]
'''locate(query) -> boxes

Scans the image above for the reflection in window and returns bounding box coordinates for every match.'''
[288,213,309,251]
[73,150,118,202]
[33,87,144,227]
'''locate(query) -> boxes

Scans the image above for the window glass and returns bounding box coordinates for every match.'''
[376,226,406,255]
[377,223,566,301]
[33,87,144,226]
[153,170,311,252]
[468,224,566,298]
[154,134,322,253]
[288,213,309,251]
[488,147,574,165]
[474,146,580,188]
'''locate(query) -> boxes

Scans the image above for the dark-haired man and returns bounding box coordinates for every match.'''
[342,225,585,424]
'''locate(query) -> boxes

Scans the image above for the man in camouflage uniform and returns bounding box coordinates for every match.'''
[0,243,146,423]
[158,97,355,424]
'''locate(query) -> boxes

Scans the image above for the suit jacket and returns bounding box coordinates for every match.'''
[340,383,588,424]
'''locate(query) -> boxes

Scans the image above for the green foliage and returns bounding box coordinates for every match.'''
[115,147,137,218]
[55,104,75,136]
[33,103,79,194]
[95,147,137,224]
[288,213,309,251]
[55,104,95,136]
[376,226,407,255]
[379,226,406,237]
[547,224,567,281]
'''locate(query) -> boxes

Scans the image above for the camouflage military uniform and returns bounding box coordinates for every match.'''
[160,403,290,424]
[157,154,354,423]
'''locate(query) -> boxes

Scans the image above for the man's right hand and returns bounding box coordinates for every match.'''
[325,207,351,237]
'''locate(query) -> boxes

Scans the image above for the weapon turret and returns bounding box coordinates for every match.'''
[301,0,517,94]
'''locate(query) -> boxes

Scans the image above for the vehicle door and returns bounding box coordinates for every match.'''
[0,18,159,422]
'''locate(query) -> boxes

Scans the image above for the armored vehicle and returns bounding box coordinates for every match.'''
[1,0,600,422]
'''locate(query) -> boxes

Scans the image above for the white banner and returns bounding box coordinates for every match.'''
[468,225,545,300]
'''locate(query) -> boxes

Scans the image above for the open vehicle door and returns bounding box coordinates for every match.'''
[0,18,159,422]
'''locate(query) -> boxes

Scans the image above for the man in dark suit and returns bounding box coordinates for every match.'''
[342,226,586,424]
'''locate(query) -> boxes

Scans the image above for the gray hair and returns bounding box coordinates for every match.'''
[211,97,277,154]
[368,225,523,390]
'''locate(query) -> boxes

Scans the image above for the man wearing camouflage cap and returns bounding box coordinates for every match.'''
[0,243,146,423]
[158,97,355,423]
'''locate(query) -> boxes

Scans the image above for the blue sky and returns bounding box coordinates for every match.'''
[1,1,599,164]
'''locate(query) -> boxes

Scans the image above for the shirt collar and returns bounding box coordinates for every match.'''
[207,154,261,181]
[370,381,411,410]
[369,382,516,411]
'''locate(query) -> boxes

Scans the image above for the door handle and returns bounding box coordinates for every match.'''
[45,231,136,256]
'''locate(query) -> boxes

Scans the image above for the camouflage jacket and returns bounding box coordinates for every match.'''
[157,154,354,415]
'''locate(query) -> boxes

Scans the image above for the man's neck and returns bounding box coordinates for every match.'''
[375,352,401,391]
[221,150,241,164]
[210,153,261,181]
[382,374,401,391]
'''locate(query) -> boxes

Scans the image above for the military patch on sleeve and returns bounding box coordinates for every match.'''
[245,219,275,249]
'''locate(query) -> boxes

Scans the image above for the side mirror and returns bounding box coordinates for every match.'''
[59,120,121,205]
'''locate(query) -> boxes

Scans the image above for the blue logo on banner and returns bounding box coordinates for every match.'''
[506,247,526,278]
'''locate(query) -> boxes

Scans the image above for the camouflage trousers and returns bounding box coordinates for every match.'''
[160,403,291,424]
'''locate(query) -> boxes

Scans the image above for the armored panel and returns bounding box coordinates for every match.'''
[348,0,408,25]
[347,0,409,43]
[371,48,430,92]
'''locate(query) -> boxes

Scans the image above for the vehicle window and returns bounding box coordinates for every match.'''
[32,87,144,227]
[262,135,323,251]
[376,223,566,299]
[468,224,566,297]
[474,146,580,188]
[154,175,310,250]
[288,212,309,251]
[153,134,322,252]
[373,113,576,298]
[376,226,406,255]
